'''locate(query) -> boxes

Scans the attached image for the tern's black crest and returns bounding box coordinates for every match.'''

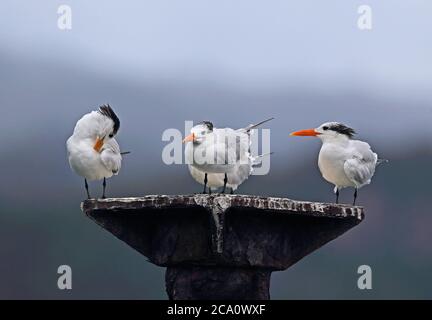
[199,121,213,131]
[329,123,356,138]
[98,104,120,134]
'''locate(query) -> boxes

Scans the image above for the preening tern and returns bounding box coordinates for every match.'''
[290,122,385,205]
[67,105,125,199]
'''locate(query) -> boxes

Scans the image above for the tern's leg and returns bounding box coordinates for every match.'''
[84,179,91,199]
[335,188,339,204]
[222,174,228,194]
[203,173,208,194]
[209,188,212,195]
[353,188,358,206]
[102,177,107,199]
[230,188,234,195]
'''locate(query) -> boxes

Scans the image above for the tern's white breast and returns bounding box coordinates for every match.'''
[188,162,252,191]
[67,136,113,181]
[318,143,355,188]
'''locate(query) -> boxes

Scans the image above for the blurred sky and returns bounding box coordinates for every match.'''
[1,1,432,93]
[0,1,431,299]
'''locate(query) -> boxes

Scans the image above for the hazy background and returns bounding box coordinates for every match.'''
[0,1,431,299]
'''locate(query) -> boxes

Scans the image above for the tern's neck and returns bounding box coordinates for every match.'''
[319,135,350,146]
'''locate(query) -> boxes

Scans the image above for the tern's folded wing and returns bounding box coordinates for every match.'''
[343,141,378,187]
[101,139,122,174]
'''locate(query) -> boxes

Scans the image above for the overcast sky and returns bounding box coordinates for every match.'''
[1,1,431,94]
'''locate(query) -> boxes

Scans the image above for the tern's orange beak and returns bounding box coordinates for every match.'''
[93,137,104,152]
[290,129,319,137]
[182,133,196,143]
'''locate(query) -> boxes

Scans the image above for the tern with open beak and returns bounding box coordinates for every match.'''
[183,118,273,194]
[66,104,126,199]
[290,122,386,205]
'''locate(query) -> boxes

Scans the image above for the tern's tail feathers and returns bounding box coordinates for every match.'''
[252,152,274,166]
[241,117,274,133]
[377,158,388,166]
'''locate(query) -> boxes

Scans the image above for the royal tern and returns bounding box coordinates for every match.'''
[290,122,385,205]
[183,118,273,193]
[67,105,124,199]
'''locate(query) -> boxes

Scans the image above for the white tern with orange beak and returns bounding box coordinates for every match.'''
[290,122,385,205]
[67,105,125,199]
[183,118,273,194]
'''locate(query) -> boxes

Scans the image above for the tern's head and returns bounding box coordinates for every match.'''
[183,121,213,144]
[290,122,356,142]
[73,104,120,152]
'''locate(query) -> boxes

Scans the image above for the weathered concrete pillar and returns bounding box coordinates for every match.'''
[82,195,363,300]
[166,267,271,300]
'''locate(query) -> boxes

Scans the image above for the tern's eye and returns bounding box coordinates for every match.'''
[323,126,329,131]
[109,133,114,138]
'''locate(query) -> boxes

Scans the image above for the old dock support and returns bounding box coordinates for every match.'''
[81,194,364,300]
